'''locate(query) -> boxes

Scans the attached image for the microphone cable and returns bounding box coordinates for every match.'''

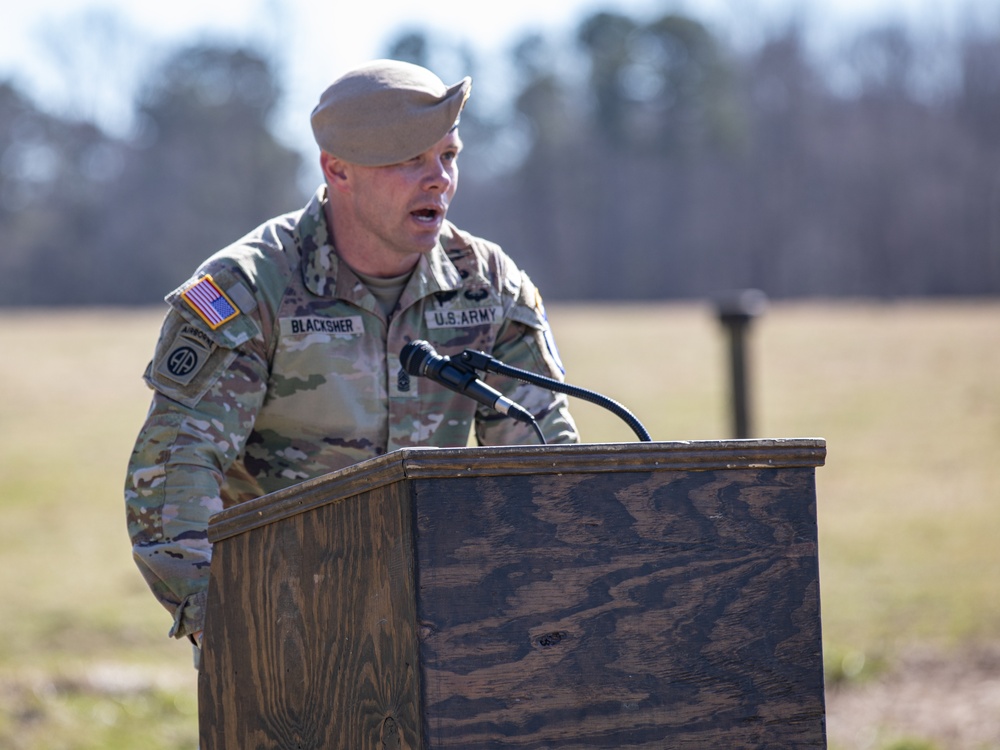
[456,349,652,442]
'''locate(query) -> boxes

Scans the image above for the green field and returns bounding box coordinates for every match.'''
[1,302,998,749]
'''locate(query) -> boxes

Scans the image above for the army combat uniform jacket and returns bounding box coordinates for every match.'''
[125,187,579,640]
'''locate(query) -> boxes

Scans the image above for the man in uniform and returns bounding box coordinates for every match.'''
[124,59,579,654]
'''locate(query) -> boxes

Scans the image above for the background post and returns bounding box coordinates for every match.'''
[715,289,768,439]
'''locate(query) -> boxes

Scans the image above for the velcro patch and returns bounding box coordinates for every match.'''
[282,316,365,336]
[182,275,240,329]
[156,325,218,385]
[425,306,502,329]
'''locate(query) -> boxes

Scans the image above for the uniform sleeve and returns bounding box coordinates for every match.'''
[476,271,580,447]
[125,278,268,639]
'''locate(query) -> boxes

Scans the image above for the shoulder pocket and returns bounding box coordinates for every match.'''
[144,314,239,408]
[505,272,566,376]
[147,269,261,407]
[507,272,546,331]
[166,268,260,348]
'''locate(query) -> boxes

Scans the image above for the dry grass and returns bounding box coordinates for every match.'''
[1,301,998,748]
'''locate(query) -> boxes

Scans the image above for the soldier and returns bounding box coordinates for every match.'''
[124,59,579,657]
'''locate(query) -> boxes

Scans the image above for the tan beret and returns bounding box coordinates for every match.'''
[311,59,472,167]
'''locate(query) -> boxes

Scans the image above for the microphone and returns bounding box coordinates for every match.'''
[399,340,537,426]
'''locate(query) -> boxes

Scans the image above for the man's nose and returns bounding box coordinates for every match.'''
[421,159,452,191]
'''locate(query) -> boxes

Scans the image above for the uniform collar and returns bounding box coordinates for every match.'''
[299,186,465,302]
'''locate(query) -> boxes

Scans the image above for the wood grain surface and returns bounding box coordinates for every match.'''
[199,441,826,749]
[199,480,423,749]
[412,467,824,748]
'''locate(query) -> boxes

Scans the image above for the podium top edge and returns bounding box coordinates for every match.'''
[400,436,825,461]
[394,438,826,475]
[208,438,825,543]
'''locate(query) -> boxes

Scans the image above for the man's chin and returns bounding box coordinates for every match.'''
[410,230,445,254]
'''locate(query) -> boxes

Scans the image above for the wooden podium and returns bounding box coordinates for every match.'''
[198,439,827,749]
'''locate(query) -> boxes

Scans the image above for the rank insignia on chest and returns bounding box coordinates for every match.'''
[182,275,240,329]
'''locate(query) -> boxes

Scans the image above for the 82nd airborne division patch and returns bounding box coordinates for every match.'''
[155,324,218,386]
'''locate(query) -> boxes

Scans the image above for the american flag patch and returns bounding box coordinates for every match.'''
[182,275,240,329]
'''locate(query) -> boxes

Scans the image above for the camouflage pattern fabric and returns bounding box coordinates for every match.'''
[125,186,579,640]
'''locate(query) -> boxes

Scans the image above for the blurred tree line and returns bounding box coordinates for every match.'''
[1,8,999,305]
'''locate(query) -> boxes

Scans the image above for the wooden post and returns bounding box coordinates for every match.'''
[716,289,768,439]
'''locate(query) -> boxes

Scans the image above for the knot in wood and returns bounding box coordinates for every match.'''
[381,716,400,750]
[533,630,569,648]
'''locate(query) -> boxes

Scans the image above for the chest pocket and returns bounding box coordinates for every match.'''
[265,312,384,433]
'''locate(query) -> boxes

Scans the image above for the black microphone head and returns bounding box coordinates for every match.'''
[400,339,436,376]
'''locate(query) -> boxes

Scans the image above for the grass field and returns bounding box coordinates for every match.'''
[1,301,998,749]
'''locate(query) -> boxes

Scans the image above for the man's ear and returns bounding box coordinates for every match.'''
[320,151,350,191]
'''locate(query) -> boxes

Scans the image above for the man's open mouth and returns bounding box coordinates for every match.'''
[411,207,443,223]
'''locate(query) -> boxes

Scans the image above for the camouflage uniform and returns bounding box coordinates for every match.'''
[125,187,579,640]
